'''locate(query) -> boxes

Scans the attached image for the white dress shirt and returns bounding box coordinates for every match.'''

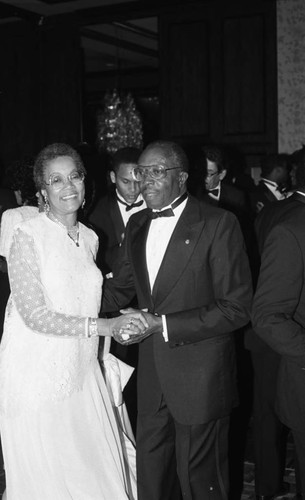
[260,178,286,201]
[146,195,188,341]
[207,182,221,201]
[116,190,145,227]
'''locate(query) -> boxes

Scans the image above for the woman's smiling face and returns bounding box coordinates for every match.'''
[41,156,85,218]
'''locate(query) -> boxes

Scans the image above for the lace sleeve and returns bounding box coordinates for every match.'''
[8,228,90,338]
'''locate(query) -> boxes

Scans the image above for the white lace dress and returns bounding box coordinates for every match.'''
[0,213,136,500]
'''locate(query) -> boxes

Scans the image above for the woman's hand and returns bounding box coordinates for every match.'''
[110,311,149,342]
[113,308,163,345]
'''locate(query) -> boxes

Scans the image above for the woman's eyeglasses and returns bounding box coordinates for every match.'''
[45,171,85,190]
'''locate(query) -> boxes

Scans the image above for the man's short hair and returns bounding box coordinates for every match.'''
[202,146,224,173]
[145,141,189,173]
[111,147,142,174]
[260,153,290,178]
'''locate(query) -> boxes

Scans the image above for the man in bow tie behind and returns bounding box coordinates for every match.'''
[102,140,252,500]
[199,146,248,221]
[89,146,145,277]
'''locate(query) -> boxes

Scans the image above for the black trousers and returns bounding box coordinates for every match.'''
[291,428,305,498]
[136,395,230,500]
[251,348,287,495]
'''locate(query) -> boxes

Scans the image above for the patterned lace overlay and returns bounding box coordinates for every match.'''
[9,229,88,338]
[0,216,103,416]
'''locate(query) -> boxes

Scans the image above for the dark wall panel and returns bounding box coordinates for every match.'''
[160,0,277,157]
[0,19,82,169]
[0,22,40,167]
[223,15,265,135]
[39,22,82,147]
[167,21,209,137]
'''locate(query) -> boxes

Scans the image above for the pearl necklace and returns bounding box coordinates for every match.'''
[48,212,80,247]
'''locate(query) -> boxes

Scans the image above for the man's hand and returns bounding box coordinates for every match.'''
[113,308,163,345]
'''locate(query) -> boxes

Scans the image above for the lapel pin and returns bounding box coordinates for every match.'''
[185,239,190,245]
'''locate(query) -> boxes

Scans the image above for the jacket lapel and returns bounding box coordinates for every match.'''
[109,194,125,244]
[130,211,154,307]
[151,199,205,307]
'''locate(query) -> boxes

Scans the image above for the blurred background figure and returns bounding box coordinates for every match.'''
[198,145,248,219]
[251,149,305,500]
[249,153,292,217]
[89,146,144,277]
[0,155,39,339]
[196,144,254,500]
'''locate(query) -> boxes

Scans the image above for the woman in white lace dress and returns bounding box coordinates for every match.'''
[0,143,147,500]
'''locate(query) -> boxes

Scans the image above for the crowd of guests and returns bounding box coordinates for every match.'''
[0,139,304,500]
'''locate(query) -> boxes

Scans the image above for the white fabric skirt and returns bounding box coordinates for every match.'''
[0,362,136,500]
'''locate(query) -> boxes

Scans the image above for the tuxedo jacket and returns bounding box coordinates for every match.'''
[200,182,247,217]
[249,180,278,217]
[89,190,125,275]
[252,193,305,432]
[254,192,301,255]
[246,193,302,352]
[200,183,258,282]
[103,195,252,425]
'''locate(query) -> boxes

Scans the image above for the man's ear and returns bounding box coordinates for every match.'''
[179,171,189,187]
[109,171,116,185]
[219,169,227,181]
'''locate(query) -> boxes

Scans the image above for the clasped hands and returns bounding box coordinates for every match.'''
[112,308,162,345]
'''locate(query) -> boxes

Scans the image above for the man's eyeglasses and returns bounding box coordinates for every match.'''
[132,164,181,181]
[45,171,85,190]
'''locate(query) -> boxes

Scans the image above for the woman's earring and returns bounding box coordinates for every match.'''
[43,195,50,214]
[81,198,86,210]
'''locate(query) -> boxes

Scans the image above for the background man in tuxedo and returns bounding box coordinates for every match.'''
[89,146,144,277]
[102,140,252,500]
[199,145,247,219]
[249,153,291,216]
[252,154,305,499]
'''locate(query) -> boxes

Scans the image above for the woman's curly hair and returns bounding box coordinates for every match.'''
[34,143,86,190]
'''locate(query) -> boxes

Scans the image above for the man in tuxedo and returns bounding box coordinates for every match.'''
[252,159,305,499]
[102,140,252,500]
[199,146,247,218]
[198,145,255,498]
[249,153,291,217]
[247,195,300,500]
[89,146,145,277]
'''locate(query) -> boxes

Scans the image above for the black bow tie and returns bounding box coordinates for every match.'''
[149,192,188,219]
[276,184,288,195]
[208,188,219,196]
[117,197,144,211]
[149,208,174,219]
